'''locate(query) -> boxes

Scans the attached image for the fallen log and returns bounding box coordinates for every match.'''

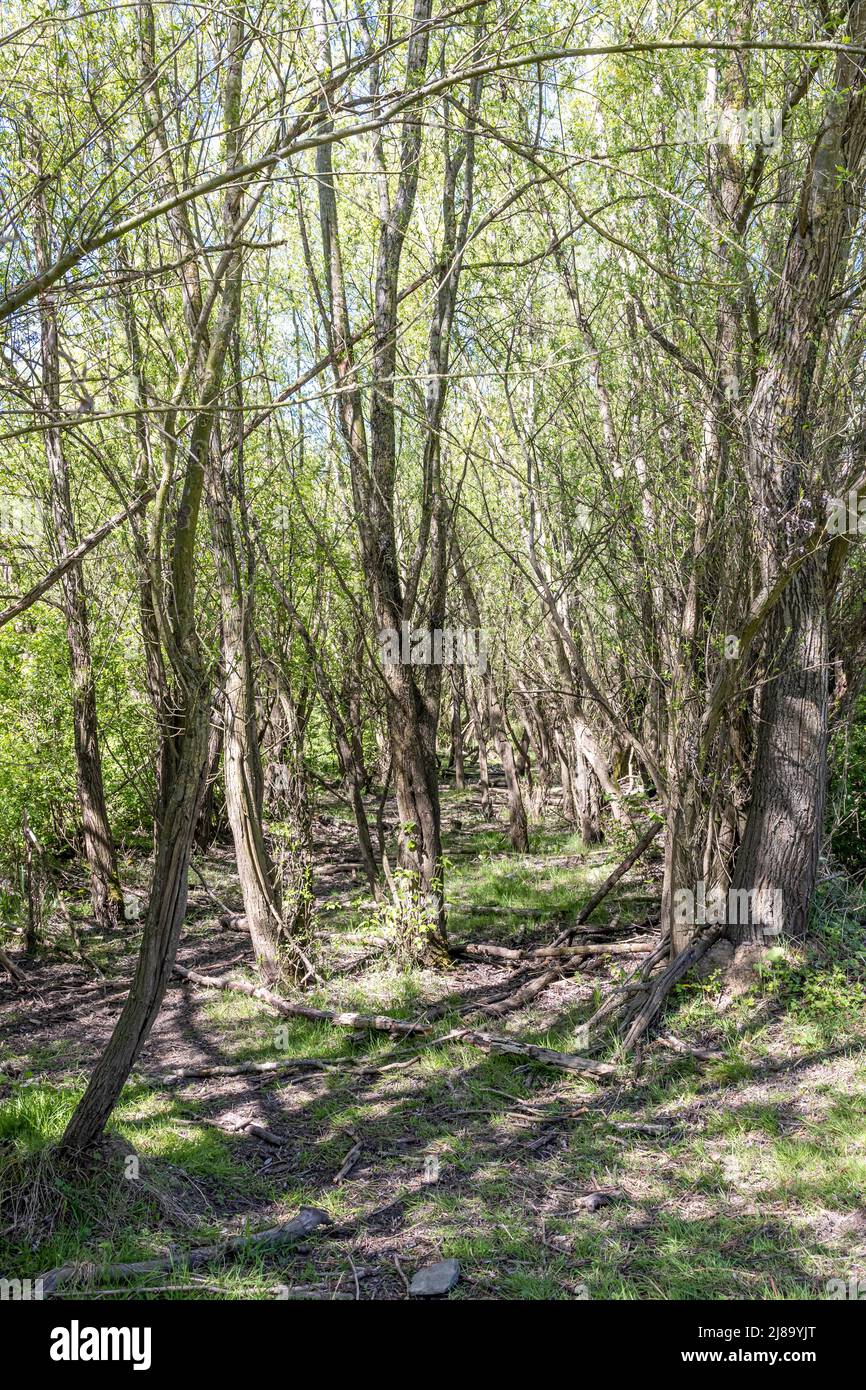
[459,940,649,963]
[217,911,248,932]
[40,1206,332,1294]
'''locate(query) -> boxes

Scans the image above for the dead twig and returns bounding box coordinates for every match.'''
[333,1142,362,1184]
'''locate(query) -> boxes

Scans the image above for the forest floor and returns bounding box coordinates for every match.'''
[2,782,866,1300]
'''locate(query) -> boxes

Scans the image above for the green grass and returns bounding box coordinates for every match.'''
[2,837,866,1299]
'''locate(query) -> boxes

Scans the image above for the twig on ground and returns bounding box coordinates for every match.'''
[333,1142,362,1183]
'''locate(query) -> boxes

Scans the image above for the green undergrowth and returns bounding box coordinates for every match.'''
[1,806,865,1299]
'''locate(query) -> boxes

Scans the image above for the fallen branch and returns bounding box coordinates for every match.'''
[479,965,564,1017]
[555,821,663,944]
[172,965,612,1077]
[0,947,26,982]
[582,936,671,1033]
[173,963,424,1035]
[189,1111,285,1145]
[656,1032,723,1062]
[620,927,724,1053]
[459,940,649,963]
[332,1142,362,1183]
[462,936,657,1020]
[40,1206,332,1294]
[438,1028,618,1077]
[455,903,569,917]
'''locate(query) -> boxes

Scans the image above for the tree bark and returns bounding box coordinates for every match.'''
[59,0,248,1152]
[209,431,284,982]
[32,171,122,932]
[732,1,866,941]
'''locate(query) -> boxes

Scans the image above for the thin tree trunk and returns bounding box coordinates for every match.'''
[60,692,211,1151]
[454,544,528,849]
[209,413,284,983]
[33,174,121,932]
[59,0,248,1152]
[450,668,466,789]
[466,676,493,819]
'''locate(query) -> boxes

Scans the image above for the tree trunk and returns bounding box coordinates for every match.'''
[450,669,466,790]
[33,182,121,932]
[730,561,829,942]
[60,0,248,1150]
[573,738,603,846]
[209,425,284,982]
[386,663,449,961]
[194,701,224,850]
[730,0,866,944]
[466,676,493,819]
[454,546,528,849]
[556,733,577,825]
[60,692,211,1152]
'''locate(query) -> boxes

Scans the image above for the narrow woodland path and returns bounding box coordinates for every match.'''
[3,787,865,1300]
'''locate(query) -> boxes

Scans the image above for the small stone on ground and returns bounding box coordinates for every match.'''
[410,1258,460,1296]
